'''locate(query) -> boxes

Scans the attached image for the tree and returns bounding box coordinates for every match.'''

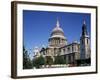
[46,56,53,66]
[23,46,33,69]
[54,55,66,64]
[33,55,45,68]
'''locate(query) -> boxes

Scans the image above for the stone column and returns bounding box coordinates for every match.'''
[66,55,68,64]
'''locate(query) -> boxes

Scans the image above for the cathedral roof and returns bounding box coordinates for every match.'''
[50,19,66,39]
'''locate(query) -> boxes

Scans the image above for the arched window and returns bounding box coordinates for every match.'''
[87,39,88,44]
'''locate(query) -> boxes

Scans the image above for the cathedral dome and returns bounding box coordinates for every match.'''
[48,19,67,47]
[50,19,66,39]
[52,26,63,33]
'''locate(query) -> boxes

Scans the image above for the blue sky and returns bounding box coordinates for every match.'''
[23,10,91,53]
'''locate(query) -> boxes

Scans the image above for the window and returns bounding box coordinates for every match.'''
[87,39,88,44]
[67,47,70,52]
[63,48,65,53]
[72,45,74,52]
[82,40,83,44]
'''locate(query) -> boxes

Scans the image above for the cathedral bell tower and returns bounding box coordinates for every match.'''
[80,20,91,59]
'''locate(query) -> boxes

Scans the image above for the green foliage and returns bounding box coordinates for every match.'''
[54,55,66,64]
[46,56,53,65]
[33,55,45,68]
[23,46,33,69]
